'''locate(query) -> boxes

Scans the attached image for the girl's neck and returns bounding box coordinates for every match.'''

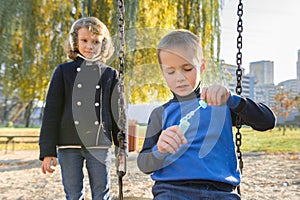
[77,54,102,64]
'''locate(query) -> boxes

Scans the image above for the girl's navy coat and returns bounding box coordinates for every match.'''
[39,58,120,161]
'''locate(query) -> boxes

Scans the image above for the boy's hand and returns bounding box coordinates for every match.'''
[157,126,187,154]
[41,156,57,174]
[201,84,230,106]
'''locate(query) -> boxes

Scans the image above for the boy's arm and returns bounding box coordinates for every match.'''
[137,106,167,174]
[228,94,276,131]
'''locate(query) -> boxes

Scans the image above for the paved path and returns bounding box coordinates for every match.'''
[0,150,299,199]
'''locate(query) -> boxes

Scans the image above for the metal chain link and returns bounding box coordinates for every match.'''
[235,0,244,195]
[118,0,125,79]
[116,1,126,200]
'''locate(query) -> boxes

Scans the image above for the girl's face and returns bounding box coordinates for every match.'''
[78,27,103,59]
[160,50,201,97]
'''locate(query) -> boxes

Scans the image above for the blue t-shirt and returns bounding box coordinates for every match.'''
[137,90,276,186]
[151,97,240,185]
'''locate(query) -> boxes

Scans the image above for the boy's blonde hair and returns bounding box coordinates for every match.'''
[157,29,203,68]
[66,17,114,62]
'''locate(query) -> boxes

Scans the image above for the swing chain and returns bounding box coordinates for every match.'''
[118,0,125,79]
[236,0,243,95]
[116,0,127,200]
[235,0,244,195]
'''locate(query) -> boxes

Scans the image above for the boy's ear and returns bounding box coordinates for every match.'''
[200,58,206,74]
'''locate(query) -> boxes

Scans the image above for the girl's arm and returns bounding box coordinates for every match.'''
[39,65,64,161]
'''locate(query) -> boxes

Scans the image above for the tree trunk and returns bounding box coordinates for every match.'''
[9,101,30,124]
[24,100,33,127]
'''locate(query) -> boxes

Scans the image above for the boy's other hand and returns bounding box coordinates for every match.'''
[157,126,187,154]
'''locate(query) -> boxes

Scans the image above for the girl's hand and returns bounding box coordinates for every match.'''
[201,84,230,106]
[157,126,187,154]
[41,156,57,174]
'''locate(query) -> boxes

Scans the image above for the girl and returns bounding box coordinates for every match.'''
[39,17,120,200]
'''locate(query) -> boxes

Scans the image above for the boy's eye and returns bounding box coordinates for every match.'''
[182,64,194,72]
[184,67,193,71]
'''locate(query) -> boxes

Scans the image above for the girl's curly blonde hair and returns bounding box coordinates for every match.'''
[66,17,114,62]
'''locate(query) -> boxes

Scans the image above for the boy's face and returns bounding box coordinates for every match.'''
[160,50,201,96]
[78,27,103,59]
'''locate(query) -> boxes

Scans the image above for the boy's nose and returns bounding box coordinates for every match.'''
[176,72,185,82]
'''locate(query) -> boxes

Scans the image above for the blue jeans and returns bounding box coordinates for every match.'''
[58,148,111,200]
[152,181,241,200]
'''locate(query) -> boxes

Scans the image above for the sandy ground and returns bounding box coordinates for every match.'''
[0,150,299,200]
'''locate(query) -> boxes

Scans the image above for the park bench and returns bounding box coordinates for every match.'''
[0,134,39,153]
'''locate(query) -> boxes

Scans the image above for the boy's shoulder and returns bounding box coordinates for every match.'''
[161,98,177,109]
[150,99,174,115]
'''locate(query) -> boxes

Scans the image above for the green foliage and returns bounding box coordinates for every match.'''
[120,0,223,103]
[0,0,223,123]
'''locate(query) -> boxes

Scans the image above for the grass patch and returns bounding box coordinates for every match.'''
[240,127,299,153]
[1,126,299,153]
[137,126,300,153]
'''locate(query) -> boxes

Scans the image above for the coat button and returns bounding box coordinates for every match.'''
[95,102,99,107]
[94,121,99,125]
[77,101,82,106]
[96,85,100,89]
[77,83,82,88]
[74,121,79,125]
[76,67,81,72]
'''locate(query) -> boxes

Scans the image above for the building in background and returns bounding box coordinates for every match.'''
[297,49,300,79]
[277,78,300,124]
[220,61,255,99]
[248,60,276,108]
[254,84,277,108]
[249,60,274,85]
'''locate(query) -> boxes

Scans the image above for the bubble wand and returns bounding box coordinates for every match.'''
[178,99,207,134]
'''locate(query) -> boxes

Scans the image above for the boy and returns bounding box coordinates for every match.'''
[137,29,276,200]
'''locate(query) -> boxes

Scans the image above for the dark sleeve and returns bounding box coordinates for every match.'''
[230,96,277,131]
[39,65,64,160]
[137,106,167,174]
[110,70,122,148]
